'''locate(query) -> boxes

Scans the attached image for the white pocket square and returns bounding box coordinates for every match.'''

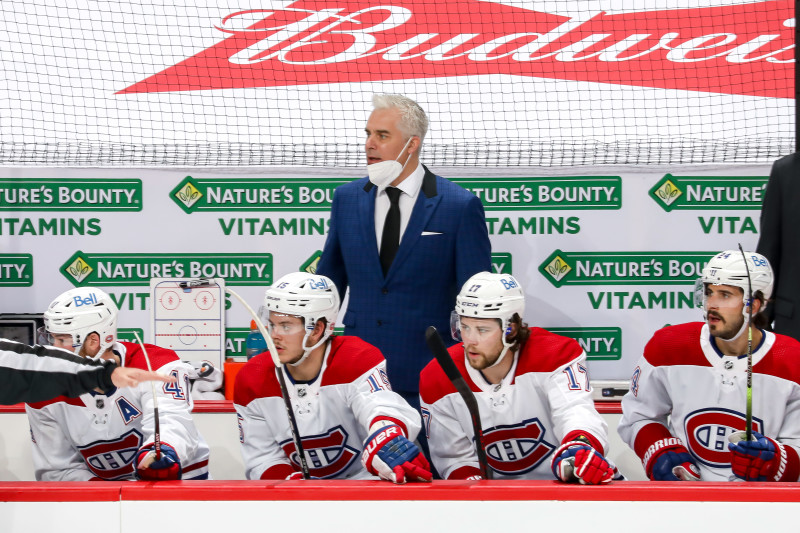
[421,231,443,236]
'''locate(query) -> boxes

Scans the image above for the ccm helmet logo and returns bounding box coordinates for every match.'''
[73,293,99,306]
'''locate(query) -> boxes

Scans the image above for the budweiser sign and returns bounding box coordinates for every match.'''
[120,0,794,97]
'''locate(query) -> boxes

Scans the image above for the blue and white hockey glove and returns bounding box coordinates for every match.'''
[135,443,182,481]
[728,431,788,482]
[643,438,701,481]
[551,440,615,484]
[361,425,432,484]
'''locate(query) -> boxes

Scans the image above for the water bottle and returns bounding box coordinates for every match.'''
[245,320,267,360]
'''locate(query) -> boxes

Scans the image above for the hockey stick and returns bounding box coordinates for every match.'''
[425,326,492,480]
[737,244,755,441]
[133,331,162,460]
[178,278,311,479]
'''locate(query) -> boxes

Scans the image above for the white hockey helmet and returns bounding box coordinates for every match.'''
[261,272,339,366]
[42,287,119,358]
[696,250,774,311]
[453,272,525,367]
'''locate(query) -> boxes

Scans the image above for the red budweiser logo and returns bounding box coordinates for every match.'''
[120,0,794,97]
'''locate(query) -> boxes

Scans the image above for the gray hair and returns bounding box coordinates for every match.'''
[372,94,429,142]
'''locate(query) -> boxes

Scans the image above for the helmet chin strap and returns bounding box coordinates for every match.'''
[486,325,515,369]
[289,326,329,367]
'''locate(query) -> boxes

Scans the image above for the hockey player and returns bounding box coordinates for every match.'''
[419,272,618,483]
[0,338,173,405]
[26,287,210,481]
[618,250,800,482]
[234,272,431,483]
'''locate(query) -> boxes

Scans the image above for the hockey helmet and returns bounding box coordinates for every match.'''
[453,272,525,366]
[695,250,774,313]
[261,272,339,365]
[42,287,119,357]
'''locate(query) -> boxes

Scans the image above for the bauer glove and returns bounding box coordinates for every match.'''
[361,424,432,484]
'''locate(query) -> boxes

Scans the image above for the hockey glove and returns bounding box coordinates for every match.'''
[728,431,786,482]
[551,441,615,484]
[362,425,432,484]
[643,438,701,481]
[135,443,182,481]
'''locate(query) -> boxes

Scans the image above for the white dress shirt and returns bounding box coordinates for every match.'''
[374,163,424,251]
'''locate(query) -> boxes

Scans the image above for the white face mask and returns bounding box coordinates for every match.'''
[367,137,413,188]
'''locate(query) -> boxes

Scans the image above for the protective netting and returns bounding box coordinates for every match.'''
[0,0,794,167]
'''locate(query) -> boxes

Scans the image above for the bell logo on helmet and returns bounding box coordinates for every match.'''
[73,293,99,307]
[308,278,330,290]
[500,278,518,290]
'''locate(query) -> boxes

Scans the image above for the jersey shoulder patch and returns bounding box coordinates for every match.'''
[122,342,179,371]
[233,352,281,406]
[419,342,479,405]
[320,336,385,387]
[642,322,708,368]
[515,328,585,374]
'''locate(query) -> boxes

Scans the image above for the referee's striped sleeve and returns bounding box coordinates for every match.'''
[0,339,115,405]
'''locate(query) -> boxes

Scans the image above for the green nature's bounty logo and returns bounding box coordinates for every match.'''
[0,178,142,211]
[60,251,273,287]
[175,181,203,209]
[0,254,33,286]
[65,255,94,284]
[452,177,621,210]
[546,327,622,360]
[300,251,323,273]
[539,250,717,288]
[649,174,767,212]
[170,176,350,214]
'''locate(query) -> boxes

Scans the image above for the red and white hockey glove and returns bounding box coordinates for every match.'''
[135,443,182,481]
[551,441,615,485]
[728,431,787,482]
[643,438,701,481]
[361,425,432,484]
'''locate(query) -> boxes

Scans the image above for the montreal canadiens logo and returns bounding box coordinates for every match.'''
[280,425,358,478]
[77,429,143,480]
[482,418,555,475]
[683,408,763,468]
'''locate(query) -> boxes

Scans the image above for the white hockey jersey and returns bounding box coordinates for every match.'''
[26,342,210,481]
[234,336,421,480]
[618,322,800,482]
[419,327,609,480]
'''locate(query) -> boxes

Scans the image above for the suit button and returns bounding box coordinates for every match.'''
[377,320,383,326]
[382,288,388,295]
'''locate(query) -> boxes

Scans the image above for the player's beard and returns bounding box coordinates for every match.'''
[708,311,745,340]
[465,346,501,371]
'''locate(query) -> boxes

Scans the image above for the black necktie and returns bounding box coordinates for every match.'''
[380,187,402,276]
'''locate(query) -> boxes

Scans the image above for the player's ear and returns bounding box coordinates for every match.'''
[311,320,326,342]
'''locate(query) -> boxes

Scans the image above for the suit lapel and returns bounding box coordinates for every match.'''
[385,167,441,279]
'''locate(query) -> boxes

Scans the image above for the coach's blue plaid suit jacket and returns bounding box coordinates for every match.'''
[317,165,491,394]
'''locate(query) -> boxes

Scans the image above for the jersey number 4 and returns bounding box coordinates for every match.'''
[163,369,189,401]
